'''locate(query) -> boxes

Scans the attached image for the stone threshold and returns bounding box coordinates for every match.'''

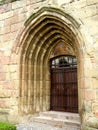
[32,111,81,130]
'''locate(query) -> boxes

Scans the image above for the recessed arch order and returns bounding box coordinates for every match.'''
[12,6,92,115]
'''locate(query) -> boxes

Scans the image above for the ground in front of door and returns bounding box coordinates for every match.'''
[17,111,80,130]
[17,122,79,130]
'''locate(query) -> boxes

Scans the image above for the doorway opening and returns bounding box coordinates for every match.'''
[50,55,78,113]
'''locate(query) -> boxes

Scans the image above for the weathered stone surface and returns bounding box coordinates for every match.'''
[0,99,10,108]
[0,0,17,5]
[83,15,98,35]
[86,0,98,5]
[82,125,98,130]
[12,0,26,9]
[86,117,98,129]
[0,1,97,130]
[92,103,98,114]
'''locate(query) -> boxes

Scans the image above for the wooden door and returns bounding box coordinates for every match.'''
[50,55,78,113]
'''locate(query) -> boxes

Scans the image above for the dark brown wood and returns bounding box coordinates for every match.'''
[50,55,78,113]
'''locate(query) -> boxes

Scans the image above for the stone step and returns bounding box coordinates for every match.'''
[39,111,80,122]
[32,111,81,130]
[17,122,80,130]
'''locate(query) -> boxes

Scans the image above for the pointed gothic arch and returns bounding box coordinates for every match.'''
[12,6,93,116]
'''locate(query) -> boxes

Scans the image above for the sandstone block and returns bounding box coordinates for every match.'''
[10,54,19,64]
[10,65,18,72]
[13,80,19,89]
[86,5,97,17]
[0,100,10,108]
[84,15,98,35]
[57,0,71,6]
[92,103,98,114]
[96,90,98,100]
[86,0,98,5]
[13,7,27,15]
[6,72,10,80]
[3,80,14,89]
[28,2,43,11]
[10,72,19,80]
[0,73,6,80]
[0,50,4,56]
[4,50,11,56]
[0,56,10,65]
[85,90,95,101]
[5,14,25,25]
[0,26,10,35]
[2,33,11,42]
[92,78,98,89]
[0,20,4,28]
[95,112,98,117]
[12,0,26,9]
[11,22,23,32]
[26,0,31,5]
[0,64,4,72]
[0,11,13,20]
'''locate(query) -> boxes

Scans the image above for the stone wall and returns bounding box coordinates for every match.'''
[0,0,98,129]
[0,0,49,123]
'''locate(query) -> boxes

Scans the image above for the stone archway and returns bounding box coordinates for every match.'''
[13,7,84,114]
[12,6,95,129]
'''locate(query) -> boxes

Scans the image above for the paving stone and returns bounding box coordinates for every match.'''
[17,122,80,130]
[17,112,80,130]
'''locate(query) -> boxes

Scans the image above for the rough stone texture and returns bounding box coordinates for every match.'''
[17,122,80,130]
[0,0,98,129]
[17,111,80,130]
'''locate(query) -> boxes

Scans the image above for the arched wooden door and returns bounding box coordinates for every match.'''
[50,55,78,113]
